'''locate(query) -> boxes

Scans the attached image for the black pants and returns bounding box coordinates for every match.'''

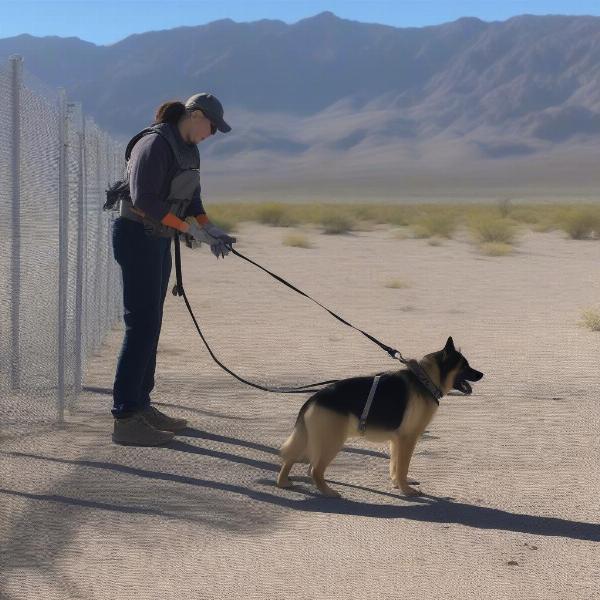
[111,217,172,418]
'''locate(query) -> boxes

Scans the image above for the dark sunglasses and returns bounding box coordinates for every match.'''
[209,121,218,135]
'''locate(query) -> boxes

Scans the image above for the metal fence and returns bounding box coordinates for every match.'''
[0,55,124,435]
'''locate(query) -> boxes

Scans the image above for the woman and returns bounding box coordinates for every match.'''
[111,92,236,446]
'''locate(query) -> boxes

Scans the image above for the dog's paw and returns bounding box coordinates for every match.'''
[322,489,342,499]
[400,485,422,497]
[316,484,341,498]
[276,478,293,489]
[392,478,419,486]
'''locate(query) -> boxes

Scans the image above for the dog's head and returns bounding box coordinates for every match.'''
[435,336,484,395]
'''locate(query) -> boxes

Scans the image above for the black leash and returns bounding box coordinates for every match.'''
[172,233,335,393]
[171,234,443,401]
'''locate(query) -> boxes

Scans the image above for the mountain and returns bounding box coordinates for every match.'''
[2,12,600,201]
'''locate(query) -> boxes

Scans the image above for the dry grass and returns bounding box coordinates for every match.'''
[557,207,600,240]
[283,232,313,248]
[320,212,355,234]
[410,224,431,239]
[580,308,600,331]
[468,215,518,245]
[384,278,411,289]
[479,242,514,256]
[206,202,600,246]
[392,228,412,240]
[255,202,299,227]
[415,212,458,239]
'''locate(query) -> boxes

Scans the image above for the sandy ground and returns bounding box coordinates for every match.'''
[1,221,599,599]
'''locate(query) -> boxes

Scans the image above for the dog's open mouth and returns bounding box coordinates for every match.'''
[455,379,472,394]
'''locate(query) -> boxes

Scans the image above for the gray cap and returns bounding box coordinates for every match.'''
[184,92,231,133]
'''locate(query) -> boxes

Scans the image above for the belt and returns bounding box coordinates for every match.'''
[119,199,174,238]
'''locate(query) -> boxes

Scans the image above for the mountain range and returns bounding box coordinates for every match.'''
[2,12,599,202]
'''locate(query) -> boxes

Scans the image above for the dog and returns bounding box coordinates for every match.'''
[276,336,483,498]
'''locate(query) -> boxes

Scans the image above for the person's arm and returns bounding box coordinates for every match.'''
[129,134,177,225]
[128,205,192,233]
[183,185,211,227]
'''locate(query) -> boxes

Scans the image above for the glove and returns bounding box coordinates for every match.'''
[186,220,236,259]
[203,222,237,247]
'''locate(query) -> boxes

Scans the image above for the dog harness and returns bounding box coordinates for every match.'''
[358,375,382,434]
[357,363,443,434]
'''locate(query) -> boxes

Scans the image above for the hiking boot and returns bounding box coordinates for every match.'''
[112,413,175,446]
[140,405,188,433]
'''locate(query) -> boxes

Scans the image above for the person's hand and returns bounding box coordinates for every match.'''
[186,220,236,259]
[202,222,237,247]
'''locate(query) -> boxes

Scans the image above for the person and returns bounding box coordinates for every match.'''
[111,92,236,446]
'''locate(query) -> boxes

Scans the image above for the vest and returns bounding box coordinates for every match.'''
[119,122,201,239]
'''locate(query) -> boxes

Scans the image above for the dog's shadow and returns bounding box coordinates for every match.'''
[172,429,599,542]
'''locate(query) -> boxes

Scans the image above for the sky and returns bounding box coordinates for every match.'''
[2,0,600,45]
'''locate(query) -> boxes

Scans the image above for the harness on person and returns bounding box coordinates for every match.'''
[104,122,201,242]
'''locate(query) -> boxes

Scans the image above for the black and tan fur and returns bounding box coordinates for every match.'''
[277,337,483,498]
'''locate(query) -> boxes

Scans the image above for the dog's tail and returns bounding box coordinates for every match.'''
[279,398,311,462]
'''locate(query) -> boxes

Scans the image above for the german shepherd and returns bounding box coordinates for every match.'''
[276,337,483,498]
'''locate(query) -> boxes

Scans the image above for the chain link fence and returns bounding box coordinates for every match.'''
[0,55,124,435]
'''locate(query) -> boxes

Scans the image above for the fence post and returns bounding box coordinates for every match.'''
[81,117,90,368]
[9,55,22,392]
[94,126,102,352]
[57,88,68,423]
[69,102,84,397]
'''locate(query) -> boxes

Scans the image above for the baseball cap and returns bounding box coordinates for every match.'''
[184,93,231,133]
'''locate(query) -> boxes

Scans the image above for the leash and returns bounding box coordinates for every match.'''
[171,233,443,400]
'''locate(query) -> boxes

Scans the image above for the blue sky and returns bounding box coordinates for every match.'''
[2,1,600,45]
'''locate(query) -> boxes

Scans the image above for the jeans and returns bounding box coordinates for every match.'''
[111,217,172,418]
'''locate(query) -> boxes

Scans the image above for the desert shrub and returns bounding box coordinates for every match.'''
[469,215,517,245]
[384,278,410,289]
[580,308,600,331]
[320,212,355,234]
[256,202,298,227]
[283,232,312,248]
[497,198,512,218]
[413,212,457,239]
[479,242,513,256]
[557,207,600,240]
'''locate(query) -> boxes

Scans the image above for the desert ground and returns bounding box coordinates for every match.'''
[1,219,599,599]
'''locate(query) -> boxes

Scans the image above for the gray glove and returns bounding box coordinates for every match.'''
[186,220,236,259]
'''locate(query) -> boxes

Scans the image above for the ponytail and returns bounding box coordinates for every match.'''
[154,101,186,124]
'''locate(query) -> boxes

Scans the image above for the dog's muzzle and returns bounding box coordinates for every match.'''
[454,379,472,394]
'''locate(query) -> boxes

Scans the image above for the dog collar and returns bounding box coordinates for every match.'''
[405,359,443,405]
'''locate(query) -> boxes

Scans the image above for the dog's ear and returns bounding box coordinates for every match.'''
[444,337,455,353]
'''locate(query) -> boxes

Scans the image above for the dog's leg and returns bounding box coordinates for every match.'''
[394,434,421,496]
[391,438,419,486]
[305,406,346,498]
[312,449,343,498]
[277,462,294,489]
[389,439,398,482]
[277,421,308,489]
